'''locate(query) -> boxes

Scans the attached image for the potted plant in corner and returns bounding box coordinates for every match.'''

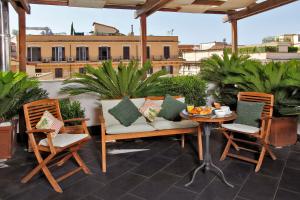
[0,71,45,159]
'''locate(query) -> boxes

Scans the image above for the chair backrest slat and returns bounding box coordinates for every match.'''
[23,99,63,130]
[238,92,274,117]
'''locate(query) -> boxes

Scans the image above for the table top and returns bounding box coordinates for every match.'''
[180,111,237,123]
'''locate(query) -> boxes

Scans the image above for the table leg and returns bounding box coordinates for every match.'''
[185,123,234,188]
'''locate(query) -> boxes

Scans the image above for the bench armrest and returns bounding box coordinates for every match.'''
[63,118,89,123]
[26,129,55,134]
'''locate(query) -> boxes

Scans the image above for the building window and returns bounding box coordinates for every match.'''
[76,47,89,61]
[123,46,130,60]
[162,65,173,74]
[27,47,41,62]
[35,68,42,73]
[55,68,63,78]
[163,46,170,59]
[99,46,111,60]
[147,46,150,59]
[79,67,86,74]
[52,47,65,62]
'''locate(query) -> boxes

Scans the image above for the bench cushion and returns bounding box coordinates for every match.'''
[39,133,89,147]
[150,119,198,130]
[106,122,156,134]
[101,98,146,126]
[222,123,260,134]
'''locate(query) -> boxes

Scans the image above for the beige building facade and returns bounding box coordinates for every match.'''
[22,35,183,80]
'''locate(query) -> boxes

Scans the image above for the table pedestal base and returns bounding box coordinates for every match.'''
[185,123,234,188]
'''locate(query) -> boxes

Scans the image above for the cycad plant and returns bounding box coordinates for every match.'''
[61,60,167,99]
[223,60,300,116]
[200,50,250,107]
[0,71,47,121]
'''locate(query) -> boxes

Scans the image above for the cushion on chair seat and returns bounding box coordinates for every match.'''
[150,119,198,130]
[39,133,89,147]
[106,123,156,134]
[222,123,260,134]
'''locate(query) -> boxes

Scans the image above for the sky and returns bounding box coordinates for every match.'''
[8,1,300,45]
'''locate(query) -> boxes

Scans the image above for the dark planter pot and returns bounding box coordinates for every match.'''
[0,121,14,159]
[269,116,298,147]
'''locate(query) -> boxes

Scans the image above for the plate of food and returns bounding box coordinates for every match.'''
[183,106,214,117]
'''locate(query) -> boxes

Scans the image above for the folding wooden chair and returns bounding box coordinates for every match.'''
[21,99,92,193]
[220,92,276,172]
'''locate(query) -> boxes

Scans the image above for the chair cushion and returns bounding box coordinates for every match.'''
[39,133,89,147]
[158,95,186,121]
[139,100,161,122]
[101,98,146,126]
[36,111,64,138]
[222,123,260,134]
[150,119,198,130]
[235,101,265,127]
[108,97,142,127]
[106,122,156,134]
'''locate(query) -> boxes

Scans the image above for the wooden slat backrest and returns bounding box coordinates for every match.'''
[23,99,63,131]
[238,92,274,118]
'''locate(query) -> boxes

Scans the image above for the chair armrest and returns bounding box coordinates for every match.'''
[261,116,272,121]
[26,129,55,134]
[63,118,89,123]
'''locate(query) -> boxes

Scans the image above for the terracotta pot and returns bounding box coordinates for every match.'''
[269,116,298,147]
[0,121,14,159]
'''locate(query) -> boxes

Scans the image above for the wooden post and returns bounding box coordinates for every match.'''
[231,19,238,54]
[18,7,26,72]
[140,14,147,65]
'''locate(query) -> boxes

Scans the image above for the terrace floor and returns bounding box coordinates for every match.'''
[1,130,300,200]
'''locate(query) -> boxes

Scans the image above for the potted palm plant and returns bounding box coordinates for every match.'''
[201,51,300,147]
[0,71,46,158]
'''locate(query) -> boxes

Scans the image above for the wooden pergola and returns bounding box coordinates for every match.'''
[0,0,297,72]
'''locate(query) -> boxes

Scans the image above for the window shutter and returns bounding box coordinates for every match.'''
[86,47,89,60]
[52,47,55,61]
[62,47,65,61]
[76,47,79,60]
[108,47,111,60]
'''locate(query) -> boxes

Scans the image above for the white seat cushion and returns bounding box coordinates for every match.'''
[39,133,89,147]
[222,123,260,134]
[106,122,156,134]
[150,119,198,130]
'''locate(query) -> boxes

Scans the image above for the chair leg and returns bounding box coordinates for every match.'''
[220,134,233,161]
[264,143,277,160]
[222,131,239,151]
[102,139,107,173]
[56,153,73,167]
[255,147,266,172]
[21,153,55,183]
[72,151,92,174]
[181,134,185,148]
[41,165,63,193]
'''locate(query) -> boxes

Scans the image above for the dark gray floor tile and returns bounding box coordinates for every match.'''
[279,167,300,193]
[290,142,300,153]
[222,161,252,185]
[258,157,285,178]
[275,188,300,200]
[94,172,145,200]
[120,194,144,200]
[286,151,300,170]
[158,186,197,200]
[80,194,104,200]
[162,154,198,177]
[132,156,172,177]
[197,179,240,200]
[175,169,215,193]
[131,172,180,200]
[238,174,279,200]
[271,146,290,160]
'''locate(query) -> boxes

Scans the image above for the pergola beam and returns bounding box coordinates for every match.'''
[10,0,31,14]
[135,0,171,18]
[224,0,297,22]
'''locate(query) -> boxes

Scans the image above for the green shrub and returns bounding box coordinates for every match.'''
[288,46,298,53]
[59,99,85,125]
[155,76,207,106]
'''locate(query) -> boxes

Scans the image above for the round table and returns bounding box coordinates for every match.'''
[180,111,237,188]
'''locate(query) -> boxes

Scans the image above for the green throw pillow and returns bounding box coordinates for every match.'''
[158,95,186,121]
[235,101,265,127]
[109,97,142,127]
